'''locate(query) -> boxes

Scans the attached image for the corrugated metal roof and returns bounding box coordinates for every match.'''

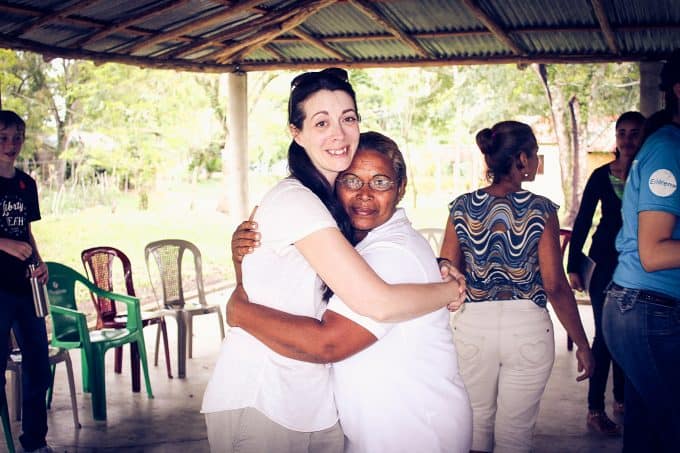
[0,0,677,73]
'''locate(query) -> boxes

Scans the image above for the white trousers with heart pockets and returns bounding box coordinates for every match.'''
[452,299,555,453]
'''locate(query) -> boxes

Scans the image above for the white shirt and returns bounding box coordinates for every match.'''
[201,177,338,432]
[327,209,472,453]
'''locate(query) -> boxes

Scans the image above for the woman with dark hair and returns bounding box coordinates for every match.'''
[567,111,645,435]
[226,131,472,453]
[439,121,594,453]
[603,51,680,452]
[201,70,461,453]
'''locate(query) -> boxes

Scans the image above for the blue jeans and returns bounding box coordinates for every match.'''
[602,284,680,453]
[587,264,624,411]
[0,288,51,452]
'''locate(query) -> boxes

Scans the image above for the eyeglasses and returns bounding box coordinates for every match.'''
[337,174,396,192]
[290,67,349,90]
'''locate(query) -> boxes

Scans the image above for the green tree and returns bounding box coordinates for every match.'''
[534,63,639,223]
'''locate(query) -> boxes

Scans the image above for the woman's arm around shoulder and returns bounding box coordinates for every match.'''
[227,284,377,363]
[295,228,461,323]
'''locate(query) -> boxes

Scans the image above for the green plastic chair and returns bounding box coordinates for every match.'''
[45,262,153,421]
[1,388,15,453]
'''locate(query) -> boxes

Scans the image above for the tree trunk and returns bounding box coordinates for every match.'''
[567,96,586,225]
[533,64,574,223]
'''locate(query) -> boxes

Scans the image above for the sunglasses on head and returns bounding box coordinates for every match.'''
[290,67,349,91]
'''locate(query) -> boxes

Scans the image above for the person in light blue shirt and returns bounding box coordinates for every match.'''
[603,50,680,453]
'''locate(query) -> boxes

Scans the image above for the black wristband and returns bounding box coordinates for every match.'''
[436,257,451,265]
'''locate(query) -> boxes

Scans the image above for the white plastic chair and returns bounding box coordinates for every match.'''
[6,335,80,429]
[144,239,225,378]
[418,227,445,255]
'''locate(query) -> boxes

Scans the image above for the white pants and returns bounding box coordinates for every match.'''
[452,300,555,453]
[205,407,344,453]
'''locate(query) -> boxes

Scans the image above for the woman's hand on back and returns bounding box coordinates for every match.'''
[231,206,261,263]
[231,220,260,263]
[438,258,466,311]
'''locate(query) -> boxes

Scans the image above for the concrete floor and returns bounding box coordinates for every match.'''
[3,297,623,453]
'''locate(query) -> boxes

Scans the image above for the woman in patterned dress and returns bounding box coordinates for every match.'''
[439,120,595,453]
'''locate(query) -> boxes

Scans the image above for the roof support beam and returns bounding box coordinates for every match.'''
[210,0,336,64]
[126,0,264,55]
[348,0,430,58]
[460,0,525,55]
[162,4,302,59]
[590,0,620,54]
[290,29,348,61]
[73,0,192,48]
[15,0,100,36]
[0,33,235,73]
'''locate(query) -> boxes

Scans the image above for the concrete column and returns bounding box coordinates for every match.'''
[640,61,663,117]
[226,71,248,223]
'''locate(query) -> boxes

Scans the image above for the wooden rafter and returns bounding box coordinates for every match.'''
[15,0,100,36]
[262,43,287,61]
[590,0,619,54]
[0,33,235,73]
[73,0,192,48]
[0,0,677,72]
[460,0,525,55]
[0,2,193,45]
[290,28,347,61]
[210,0,336,64]
[348,0,429,58]
[160,3,302,59]
[126,0,264,55]
[0,31,669,73]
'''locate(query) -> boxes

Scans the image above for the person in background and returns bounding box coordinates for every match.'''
[440,120,595,453]
[0,110,52,453]
[201,69,461,453]
[227,131,472,453]
[567,111,646,435]
[602,51,680,453]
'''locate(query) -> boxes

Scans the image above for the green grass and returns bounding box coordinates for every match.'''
[30,172,508,312]
[34,179,237,307]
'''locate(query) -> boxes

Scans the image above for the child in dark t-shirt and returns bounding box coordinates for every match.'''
[0,110,52,452]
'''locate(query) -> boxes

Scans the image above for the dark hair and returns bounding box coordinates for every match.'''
[615,111,645,129]
[642,109,673,142]
[640,52,680,142]
[286,68,358,300]
[0,110,26,133]
[356,131,407,191]
[659,49,680,116]
[614,111,645,158]
[476,121,537,184]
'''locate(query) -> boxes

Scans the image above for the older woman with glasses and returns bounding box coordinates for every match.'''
[201,70,462,453]
[226,131,472,453]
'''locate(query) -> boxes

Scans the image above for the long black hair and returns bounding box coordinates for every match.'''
[287,68,358,300]
[288,68,358,244]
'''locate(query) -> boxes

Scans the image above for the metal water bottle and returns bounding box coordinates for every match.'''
[28,260,49,318]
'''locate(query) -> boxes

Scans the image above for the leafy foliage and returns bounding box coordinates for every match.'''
[2,50,639,219]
